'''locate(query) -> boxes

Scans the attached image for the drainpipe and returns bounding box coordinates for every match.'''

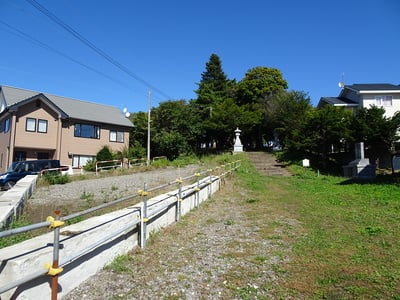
[7,112,17,167]
[56,115,62,161]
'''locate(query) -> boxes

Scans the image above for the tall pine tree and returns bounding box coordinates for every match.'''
[192,54,235,151]
[195,53,231,105]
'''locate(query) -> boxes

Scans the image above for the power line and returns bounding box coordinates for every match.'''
[24,0,173,100]
[0,20,136,93]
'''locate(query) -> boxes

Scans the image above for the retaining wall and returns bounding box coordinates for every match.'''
[0,175,37,229]
[0,176,221,299]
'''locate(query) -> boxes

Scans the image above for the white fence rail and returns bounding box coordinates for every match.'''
[0,161,241,300]
[95,159,122,174]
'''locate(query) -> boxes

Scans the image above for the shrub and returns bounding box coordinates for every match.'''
[96,145,114,162]
[42,172,70,185]
[83,159,96,172]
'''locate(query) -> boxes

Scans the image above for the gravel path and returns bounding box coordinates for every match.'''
[62,153,297,300]
[29,165,201,222]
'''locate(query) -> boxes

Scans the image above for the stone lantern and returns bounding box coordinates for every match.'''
[233,127,243,153]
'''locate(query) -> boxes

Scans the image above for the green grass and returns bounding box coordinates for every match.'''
[236,157,400,299]
[0,218,32,248]
[104,254,134,274]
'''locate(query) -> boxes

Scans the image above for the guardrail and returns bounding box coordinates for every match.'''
[95,160,122,174]
[152,155,167,161]
[128,158,146,167]
[40,166,73,176]
[0,160,241,300]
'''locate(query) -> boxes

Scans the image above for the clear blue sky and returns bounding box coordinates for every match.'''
[1,0,399,112]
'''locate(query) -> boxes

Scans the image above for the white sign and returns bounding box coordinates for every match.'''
[302,159,310,168]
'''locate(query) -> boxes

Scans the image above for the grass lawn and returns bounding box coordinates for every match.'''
[237,157,400,299]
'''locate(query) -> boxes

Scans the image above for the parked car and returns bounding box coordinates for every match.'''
[0,159,60,190]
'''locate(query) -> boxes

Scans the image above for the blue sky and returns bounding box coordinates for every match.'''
[1,0,399,112]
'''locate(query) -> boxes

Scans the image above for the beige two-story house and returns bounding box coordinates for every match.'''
[0,85,134,172]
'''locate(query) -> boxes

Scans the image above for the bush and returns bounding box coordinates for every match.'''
[151,157,170,168]
[128,141,146,159]
[96,145,114,161]
[83,159,96,172]
[42,172,70,185]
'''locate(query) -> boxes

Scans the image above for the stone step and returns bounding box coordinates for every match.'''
[247,152,291,177]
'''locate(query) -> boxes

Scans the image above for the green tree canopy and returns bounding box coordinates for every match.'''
[233,67,288,148]
[192,53,237,151]
[195,53,232,105]
[283,105,353,171]
[352,106,400,167]
[235,67,288,105]
[266,90,313,147]
[130,111,148,150]
[151,100,203,157]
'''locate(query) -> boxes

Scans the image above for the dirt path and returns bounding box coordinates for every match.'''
[63,153,295,299]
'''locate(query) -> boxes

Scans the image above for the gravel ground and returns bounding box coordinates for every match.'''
[61,154,298,300]
[29,165,201,222]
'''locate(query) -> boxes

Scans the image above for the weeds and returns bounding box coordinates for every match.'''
[0,217,32,248]
[80,190,94,207]
[41,173,70,185]
[104,254,134,274]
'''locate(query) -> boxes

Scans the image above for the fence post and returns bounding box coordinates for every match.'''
[207,169,213,198]
[176,177,183,221]
[45,210,64,300]
[194,172,201,207]
[216,166,221,189]
[139,183,148,248]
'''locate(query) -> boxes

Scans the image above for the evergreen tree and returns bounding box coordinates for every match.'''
[195,53,231,105]
[352,106,400,169]
[193,53,236,151]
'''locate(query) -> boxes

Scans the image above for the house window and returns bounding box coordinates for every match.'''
[26,118,36,132]
[74,123,100,139]
[4,118,10,133]
[14,151,26,161]
[72,155,94,168]
[38,119,48,133]
[26,118,48,133]
[110,130,124,143]
[375,95,392,107]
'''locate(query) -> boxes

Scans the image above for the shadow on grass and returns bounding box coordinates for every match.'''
[338,173,400,185]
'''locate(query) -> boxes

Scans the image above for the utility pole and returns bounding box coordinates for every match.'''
[146,90,151,166]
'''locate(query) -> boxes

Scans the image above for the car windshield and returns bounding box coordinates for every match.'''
[7,162,22,172]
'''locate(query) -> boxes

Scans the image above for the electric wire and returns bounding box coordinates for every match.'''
[24,0,173,100]
[0,20,137,94]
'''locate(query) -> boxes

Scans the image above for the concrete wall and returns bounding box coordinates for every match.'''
[0,176,222,299]
[0,175,37,229]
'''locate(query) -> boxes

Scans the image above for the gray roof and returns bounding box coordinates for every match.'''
[345,83,400,92]
[318,97,358,107]
[1,85,133,128]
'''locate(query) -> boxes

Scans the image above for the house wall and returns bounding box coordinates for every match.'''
[14,101,59,150]
[362,93,400,118]
[58,120,130,167]
[0,101,131,172]
[0,115,11,171]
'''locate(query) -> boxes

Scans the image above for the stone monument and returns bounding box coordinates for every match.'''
[343,142,375,179]
[233,127,243,153]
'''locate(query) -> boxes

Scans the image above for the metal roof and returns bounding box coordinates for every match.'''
[1,85,133,128]
[318,97,359,107]
[345,83,400,92]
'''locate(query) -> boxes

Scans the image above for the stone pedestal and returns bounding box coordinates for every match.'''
[233,127,243,153]
[343,142,375,179]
